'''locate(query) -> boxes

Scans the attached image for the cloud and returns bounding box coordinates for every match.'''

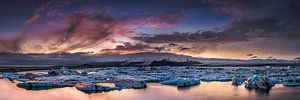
[179,47,190,51]
[247,54,255,57]
[135,11,184,28]
[134,30,243,44]
[133,0,300,58]
[0,32,27,53]
[2,0,300,59]
[0,1,185,54]
[168,43,180,47]
[25,12,41,25]
[135,17,285,44]
[0,11,137,53]
[100,42,151,54]
[25,0,73,26]
[204,0,300,40]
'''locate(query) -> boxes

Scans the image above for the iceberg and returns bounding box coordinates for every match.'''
[201,75,232,82]
[245,75,275,90]
[1,73,20,81]
[19,73,40,80]
[47,67,80,76]
[232,77,246,86]
[0,73,3,79]
[75,82,121,93]
[115,79,147,89]
[282,78,300,87]
[17,82,72,90]
[161,78,200,87]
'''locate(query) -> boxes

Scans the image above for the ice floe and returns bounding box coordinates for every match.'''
[282,78,300,87]
[245,75,275,90]
[75,82,121,93]
[161,78,200,87]
[115,79,147,89]
[1,66,300,93]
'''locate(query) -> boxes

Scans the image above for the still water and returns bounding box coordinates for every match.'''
[0,80,300,100]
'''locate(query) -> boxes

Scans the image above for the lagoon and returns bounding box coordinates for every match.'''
[1,80,300,100]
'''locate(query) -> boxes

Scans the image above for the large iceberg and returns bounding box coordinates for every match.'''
[47,67,80,76]
[41,75,88,85]
[19,73,41,80]
[161,78,200,87]
[282,78,300,87]
[75,82,121,93]
[17,81,72,90]
[115,79,147,89]
[201,75,232,82]
[245,75,275,90]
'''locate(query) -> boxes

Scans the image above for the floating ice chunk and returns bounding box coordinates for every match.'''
[1,73,20,81]
[282,78,300,87]
[19,73,40,80]
[245,75,275,90]
[232,77,246,86]
[161,79,178,85]
[75,82,121,93]
[161,78,200,87]
[136,73,171,82]
[47,67,80,76]
[42,75,88,85]
[0,73,3,79]
[115,79,147,89]
[17,81,72,90]
[201,75,232,82]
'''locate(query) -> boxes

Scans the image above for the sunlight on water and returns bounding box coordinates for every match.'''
[1,80,300,100]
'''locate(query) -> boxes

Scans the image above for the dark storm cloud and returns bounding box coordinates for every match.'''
[205,0,300,39]
[135,17,281,43]
[205,0,300,55]
[204,0,300,17]
[135,0,300,57]
[101,42,151,53]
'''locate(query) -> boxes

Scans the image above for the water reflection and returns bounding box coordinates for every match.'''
[1,80,300,100]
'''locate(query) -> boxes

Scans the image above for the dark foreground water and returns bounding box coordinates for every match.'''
[1,80,300,100]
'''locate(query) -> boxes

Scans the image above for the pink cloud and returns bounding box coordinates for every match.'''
[25,12,41,25]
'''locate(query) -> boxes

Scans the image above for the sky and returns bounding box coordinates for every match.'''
[0,0,300,60]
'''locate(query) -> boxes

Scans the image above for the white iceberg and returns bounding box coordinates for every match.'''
[47,67,80,76]
[282,78,300,87]
[232,77,246,86]
[115,79,147,89]
[17,81,72,90]
[245,75,275,90]
[161,78,200,87]
[201,75,232,82]
[75,82,121,93]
